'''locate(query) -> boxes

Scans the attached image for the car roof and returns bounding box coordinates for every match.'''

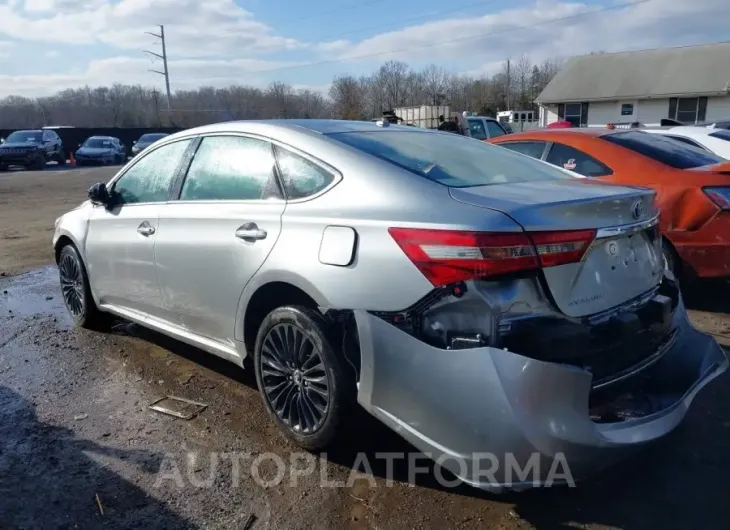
[170,119,434,139]
[494,127,621,140]
[87,135,115,140]
[12,129,43,133]
[643,126,714,137]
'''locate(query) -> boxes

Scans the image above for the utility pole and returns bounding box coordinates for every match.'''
[506,58,511,111]
[144,25,171,110]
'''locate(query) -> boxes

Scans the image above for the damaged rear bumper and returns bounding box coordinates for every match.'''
[354,298,727,490]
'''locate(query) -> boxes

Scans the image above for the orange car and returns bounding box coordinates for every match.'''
[489,129,730,279]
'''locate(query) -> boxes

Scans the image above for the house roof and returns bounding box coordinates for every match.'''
[536,42,730,104]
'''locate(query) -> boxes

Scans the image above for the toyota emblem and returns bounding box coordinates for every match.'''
[632,200,644,220]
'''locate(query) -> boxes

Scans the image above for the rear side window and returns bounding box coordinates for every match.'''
[328,130,573,187]
[709,129,730,142]
[274,146,335,199]
[485,120,507,138]
[113,139,191,204]
[467,119,487,140]
[499,141,546,160]
[181,136,281,201]
[545,143,613,177]
[602,131,723,169]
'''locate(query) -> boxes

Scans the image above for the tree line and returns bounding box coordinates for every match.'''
[0,55,561,129]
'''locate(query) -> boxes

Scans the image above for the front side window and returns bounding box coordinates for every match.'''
[180,136,280,201]
[328,130,574,187]
[603,131,723,169]
[274,146,335,199]
[498,141,547,160]
[545,143,613,177]
[485,120,507,138]
[113,139,191,204]
[467,119,487,140]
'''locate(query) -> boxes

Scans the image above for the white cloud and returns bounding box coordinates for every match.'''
[0,0,728,97]
[0,55,307,96]
[329,0,728,67]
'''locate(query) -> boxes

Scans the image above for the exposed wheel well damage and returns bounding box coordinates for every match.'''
[243,282,361,381]
[54,235,74,263]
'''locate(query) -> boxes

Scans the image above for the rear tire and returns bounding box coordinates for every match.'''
[56,152,66,165]
[253,305,354,451]
[58,245,110,330]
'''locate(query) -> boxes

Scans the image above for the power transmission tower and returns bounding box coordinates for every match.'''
[144,25,171,110]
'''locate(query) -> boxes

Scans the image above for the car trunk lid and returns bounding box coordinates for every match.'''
[450,180,663,317]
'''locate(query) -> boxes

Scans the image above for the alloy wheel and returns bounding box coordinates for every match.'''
[260,323,330,434]
[59,253,85,317]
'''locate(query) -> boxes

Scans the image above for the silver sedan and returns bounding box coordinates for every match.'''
[53,120,727,490]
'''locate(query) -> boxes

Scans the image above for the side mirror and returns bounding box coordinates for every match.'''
[88,182,110,206]
[132,140,137,145]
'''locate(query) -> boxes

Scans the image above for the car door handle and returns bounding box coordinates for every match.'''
[235,224,267,242]
[137,222,156,236]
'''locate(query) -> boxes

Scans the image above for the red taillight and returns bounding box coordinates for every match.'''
[388,227,596,287]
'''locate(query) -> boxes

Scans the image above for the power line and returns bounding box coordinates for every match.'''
[195,0,654,80]
[144,25,172,109]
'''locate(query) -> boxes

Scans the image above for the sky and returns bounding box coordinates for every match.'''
[0,0,727,98]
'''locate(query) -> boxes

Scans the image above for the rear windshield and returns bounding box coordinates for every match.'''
[84,138,113,148]
[602,131,723,169]
[327,130,573,187]
[709,129,730,142]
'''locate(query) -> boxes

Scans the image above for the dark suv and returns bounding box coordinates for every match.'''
[0,129,65,170]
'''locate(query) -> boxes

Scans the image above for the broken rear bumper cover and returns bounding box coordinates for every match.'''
[353,298,728,490]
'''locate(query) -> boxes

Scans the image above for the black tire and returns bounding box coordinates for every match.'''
[58,244,110,330]
[253,305,354,451]
[56,151,66,165]
[0,164,7,172]
[33,153,46,170]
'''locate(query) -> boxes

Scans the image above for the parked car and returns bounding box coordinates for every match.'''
[53,120,727,490]
[75,136,127,166]
[464,115,511,140]
[490,129,730,279]
[0,129,65,170]
[642,126,730,159]
[130,132,169,156]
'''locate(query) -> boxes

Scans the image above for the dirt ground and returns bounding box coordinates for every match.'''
[1,167,730,529]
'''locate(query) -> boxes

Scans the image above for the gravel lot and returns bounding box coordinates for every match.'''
[1,167,730,529]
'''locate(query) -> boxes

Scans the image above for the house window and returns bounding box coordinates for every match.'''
[558,102,589,127]
[668,97,708,124]
[621,104,634,116]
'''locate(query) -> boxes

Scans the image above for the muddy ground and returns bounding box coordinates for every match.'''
[1,167,730,529]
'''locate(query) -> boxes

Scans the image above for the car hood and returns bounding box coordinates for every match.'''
[0,142,41,149]
[134,142,153,149]
[77,147,112,155]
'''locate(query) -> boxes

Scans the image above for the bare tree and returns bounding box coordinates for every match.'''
[329,75,364,119]
[421,64,448,105]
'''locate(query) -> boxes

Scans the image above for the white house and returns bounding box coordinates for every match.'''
[536,42,730,128]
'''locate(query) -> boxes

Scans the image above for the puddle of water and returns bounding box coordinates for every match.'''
[0,266,72,329]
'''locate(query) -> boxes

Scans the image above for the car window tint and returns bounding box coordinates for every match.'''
[545,143,613,177]
[181,136,280,201]
[499,141,546,159]
[328,130,574,187]
[274,146,335,199]
[113,139,191,204]
[603,131,723,169]
[663,135,709,151]
[467,119,487,140]
[709,129,730,142]
[485,120,507,138]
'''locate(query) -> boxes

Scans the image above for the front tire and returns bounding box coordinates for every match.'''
[32,153,46,170]
[58,245,109,329]
[253,306,353,451]
[56,152,66,166]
